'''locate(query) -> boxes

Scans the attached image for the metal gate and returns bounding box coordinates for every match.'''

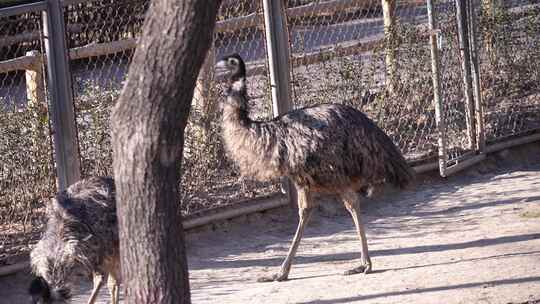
[428,0,486,177]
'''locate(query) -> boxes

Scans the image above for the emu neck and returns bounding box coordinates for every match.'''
[223,77,252,127]
[221,76,282,180]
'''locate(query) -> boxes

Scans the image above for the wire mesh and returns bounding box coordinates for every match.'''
[287,0,540,166]
[287,0,437,161]
[0,10,55,264]
[436,0,477,164]
[64,0,148,179]
[62,0,278,215]
[475,0,540,143]
[185,0,278,214]
[286,0,439,163]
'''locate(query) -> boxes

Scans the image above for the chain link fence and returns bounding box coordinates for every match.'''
[437,0,478,163]
[286,0,540,166]
[0,10,55,264]
[62,0,279,216]
[477,1,540,142]
[183,1,279,214]
[64,0,147,179]
[1,0,539,264]
[287,0,440,163]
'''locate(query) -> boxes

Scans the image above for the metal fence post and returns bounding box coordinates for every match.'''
[426,0,447,177]
[42,0,81,190]
[455,0,476,151]
[467,0,485,153]
[262,0,292,115]
[262,0,296,207]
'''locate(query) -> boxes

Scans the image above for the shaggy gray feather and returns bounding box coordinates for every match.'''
[218,55,414,194]
[30,177,119,302]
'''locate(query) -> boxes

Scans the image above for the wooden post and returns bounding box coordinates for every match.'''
[455,0,476,151]
[25,51,46,108]
[467,0,485,153]
[42,0,81,190]
[25,50,48,153]
[481,0,497,14]
[426,0,448,177]
[481,0,497,66]
[382,0,397,93]
[262,0,296,208]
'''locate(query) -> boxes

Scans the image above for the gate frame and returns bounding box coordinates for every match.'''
[428,0,487,177]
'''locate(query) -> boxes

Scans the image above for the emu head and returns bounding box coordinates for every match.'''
[215,53,246,83]
[29,276,71,304]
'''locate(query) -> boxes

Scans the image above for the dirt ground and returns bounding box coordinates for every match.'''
[2,156,540,303]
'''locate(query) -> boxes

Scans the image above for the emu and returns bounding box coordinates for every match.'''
[29,177,120,304]
[215,54,414,282]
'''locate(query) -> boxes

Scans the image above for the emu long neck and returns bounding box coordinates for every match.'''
[222,77,282,180]
[223,77,251,125]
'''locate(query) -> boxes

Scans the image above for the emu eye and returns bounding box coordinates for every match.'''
[229,58,238,65]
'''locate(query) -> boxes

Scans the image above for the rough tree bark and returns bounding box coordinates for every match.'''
[111,1,221,303]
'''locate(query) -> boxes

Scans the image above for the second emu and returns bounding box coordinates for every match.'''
[216,54,414,282]
[29,177,120,304]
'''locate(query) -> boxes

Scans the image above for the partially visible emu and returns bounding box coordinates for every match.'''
[29,177,121,304]
[216,54,414,282]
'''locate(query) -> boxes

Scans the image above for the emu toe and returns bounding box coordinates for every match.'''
[343,263,372,275]
[257,272,289,282]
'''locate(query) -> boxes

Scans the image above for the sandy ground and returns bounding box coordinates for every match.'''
[1,162,540,304]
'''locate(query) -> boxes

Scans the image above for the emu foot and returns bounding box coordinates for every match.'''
[343,263,372,276]
[257,272,289,282]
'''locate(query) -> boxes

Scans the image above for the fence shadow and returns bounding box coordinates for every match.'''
[295,276,540,304]
[189,232,540,270]
[188,166,540,274]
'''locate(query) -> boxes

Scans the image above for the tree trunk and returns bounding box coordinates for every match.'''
[194,44,217,145]
[110,1,221,303]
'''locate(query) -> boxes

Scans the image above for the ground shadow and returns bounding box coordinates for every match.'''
[188,164,540,271]
[190,232,540,270]
[295,276,540,304]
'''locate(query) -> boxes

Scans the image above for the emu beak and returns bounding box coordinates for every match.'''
[215,60,229,77]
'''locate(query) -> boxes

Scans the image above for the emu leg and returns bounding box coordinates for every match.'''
[258,188,315,282]
[341,191,372,275]
[107,273,119,304]
[258,206,314,282]
[87,272,104,304]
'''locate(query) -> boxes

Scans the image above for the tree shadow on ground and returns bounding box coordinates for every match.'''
[190,232,540,270]
[188,164,540,269]
[294,276,540,304]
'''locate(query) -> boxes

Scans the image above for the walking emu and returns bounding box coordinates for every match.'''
[216,54,414,282]
[29,177,121,304]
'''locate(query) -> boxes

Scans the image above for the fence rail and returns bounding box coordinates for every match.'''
[1,0,539,264]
